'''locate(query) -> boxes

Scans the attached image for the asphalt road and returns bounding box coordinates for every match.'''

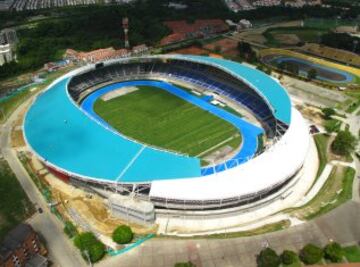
[0,98,86,267]
[99,201,360,267]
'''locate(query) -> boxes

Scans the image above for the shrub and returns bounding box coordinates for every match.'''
[74,232,105,263]
[300,244,323,264]
[322,107,336,120]
[87,241,105,263]
[324,242,344,263]
[331,130,357,156]
[174,262,196,267]
[112,225,134,244]
[257,248,281,267]
[64,221,78,238]
[308,68,317,80]
[324,119,341,133]
[281,250,298,265]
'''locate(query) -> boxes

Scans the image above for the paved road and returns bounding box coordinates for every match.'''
[99,201,360,267]
[0,98,86,267]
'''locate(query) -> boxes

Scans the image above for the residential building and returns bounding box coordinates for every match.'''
[0,224,47,267]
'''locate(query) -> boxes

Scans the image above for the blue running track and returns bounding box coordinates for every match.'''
[81,80,263,176]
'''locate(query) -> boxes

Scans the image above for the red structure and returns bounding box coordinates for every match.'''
[46,165,70,183]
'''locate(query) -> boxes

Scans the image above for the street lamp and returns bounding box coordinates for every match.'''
[84,250,92,267]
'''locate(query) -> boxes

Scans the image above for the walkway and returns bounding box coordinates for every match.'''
[0,96,86,267]
[98,201,360,267]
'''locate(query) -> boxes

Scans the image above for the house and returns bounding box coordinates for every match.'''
[0,224,48,267]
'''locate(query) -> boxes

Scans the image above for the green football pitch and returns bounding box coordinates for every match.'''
[93,86,241,158]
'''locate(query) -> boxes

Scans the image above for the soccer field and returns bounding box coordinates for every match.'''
[93,86,241,157]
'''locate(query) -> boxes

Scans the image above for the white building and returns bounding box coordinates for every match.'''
[108,194,155,225]
[0,44,14,66]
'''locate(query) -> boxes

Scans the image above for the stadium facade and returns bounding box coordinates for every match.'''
[24,55,310,212]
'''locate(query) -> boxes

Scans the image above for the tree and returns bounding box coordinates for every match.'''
[324,242,344,263]
[74,232,105,263]
[174,262,196,267]
[322,107,336,120]
[286,63,299,75]
[256,65,272,75]
[112,225,134,244]
[257,248,281,267]
[64,221,78,238]
[331,130,357,156]
[324,119,341,133]
[237,41,257,63]
[300,244,323,265]
[281,250,298,265]
[308,68,317,80]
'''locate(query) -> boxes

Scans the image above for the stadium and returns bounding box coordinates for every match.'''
[23,55,310,214]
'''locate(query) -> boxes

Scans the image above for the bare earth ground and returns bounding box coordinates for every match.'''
[11,103,30,148]
[232,20,302,45]
[170,46,209,55]
[295,104,324,125]
[273,34,300,45]
[28,156,157,236]
[203,38,239,57]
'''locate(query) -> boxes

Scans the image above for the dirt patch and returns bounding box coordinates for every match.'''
[53,187,157,236]
[204,38,239,56]
[170,46,209,55]
[11,130,25,148]
[235,32,267,44]
[273,34,300,45]
[295,104,324,125]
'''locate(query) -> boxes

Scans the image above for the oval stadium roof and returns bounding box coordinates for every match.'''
[169,55,291,124]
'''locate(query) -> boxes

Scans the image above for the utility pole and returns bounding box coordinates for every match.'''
[122,17,130,49]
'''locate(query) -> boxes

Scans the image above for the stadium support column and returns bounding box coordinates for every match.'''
[122,17,130,49]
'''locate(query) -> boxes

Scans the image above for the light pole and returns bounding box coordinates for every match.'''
[84,250,92,267]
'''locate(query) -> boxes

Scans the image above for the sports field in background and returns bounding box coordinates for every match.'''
[94,86,242,157]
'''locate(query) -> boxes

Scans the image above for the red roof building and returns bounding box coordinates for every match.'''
[161,19,229,45]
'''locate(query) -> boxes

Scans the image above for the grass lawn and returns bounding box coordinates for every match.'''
[344,245,360,262]
[165,220,291,239]
[94,86,241,157]
[323,118,342,133]
[0,66,77,124]
[263,27,328,47]
[304,18,358,30]
[0,159,34,241]
[314,134,329,179]
[0,89,32,123]
[286,166,355,220]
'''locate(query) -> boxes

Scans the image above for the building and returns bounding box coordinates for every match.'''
[238,19,252,29]
[131,44,148,55]
[44,60,70,72]
[160,19,229,45]
[0,44,14,66]
[108,194,155,225]
[0,224,47,267]
[24,55,309,214]
[64,45,147,64]
[0,29,18,45]
[0,29,17,66]
[0,0,13,11]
